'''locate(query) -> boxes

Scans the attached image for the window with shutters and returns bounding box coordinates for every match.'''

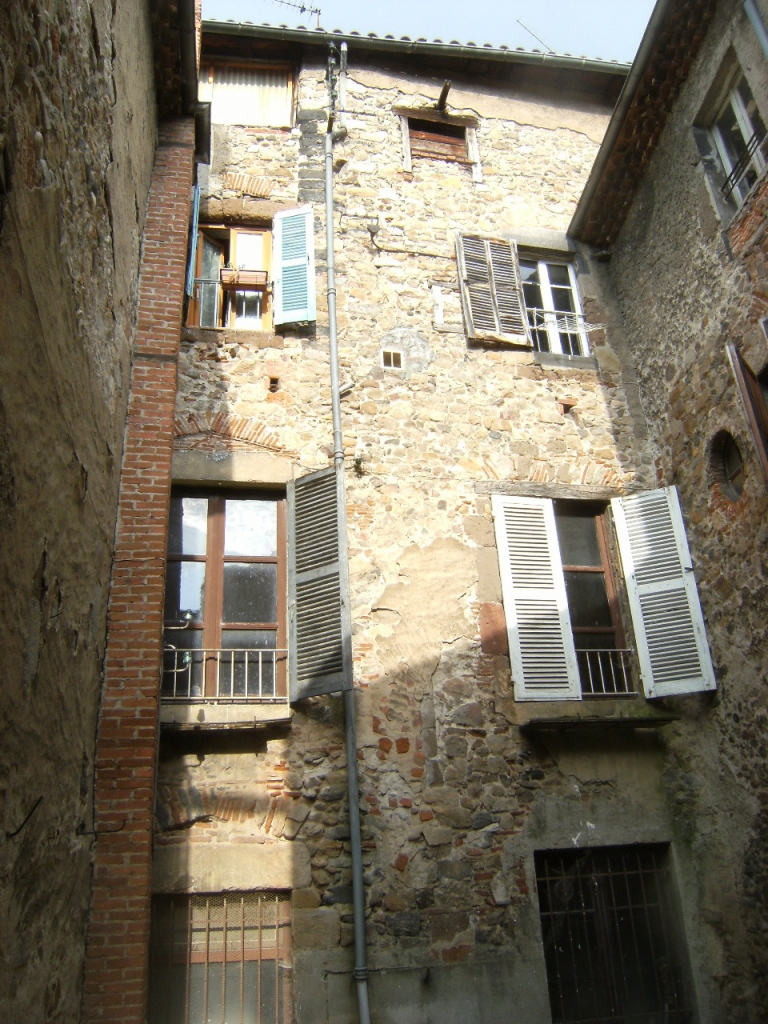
[148,891,292,1024]
[186,208,316,330]
[492,487,716,701]
[161,467,351,716]
[162,491,288,703]
[187,227,272,331]
[728,343,768,481]
[520,258,590,356]
[456,233,531,344]
[199,63,294,127]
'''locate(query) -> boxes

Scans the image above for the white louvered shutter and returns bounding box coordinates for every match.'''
[272,207,316,325]
[492,495,581,701]
[287,466,353,700]
[611,487,716,698]
[456,234,530,344]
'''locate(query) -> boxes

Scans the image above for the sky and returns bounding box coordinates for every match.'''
[201,0,658,64]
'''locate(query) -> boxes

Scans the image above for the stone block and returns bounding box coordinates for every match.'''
[423,824,453,847]
[292,908,340,949]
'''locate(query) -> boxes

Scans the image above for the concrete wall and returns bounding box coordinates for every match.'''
[153,39,741,1024]
[603,0,768,1020]
[0,2,157,1021]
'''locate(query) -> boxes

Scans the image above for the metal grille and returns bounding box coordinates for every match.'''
[535,846,693,1024]
[162,647,288,703]
[576,649,636,697]
[149,893,292,1024]
[721,129,768,200]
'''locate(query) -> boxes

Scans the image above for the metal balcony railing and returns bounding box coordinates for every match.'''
[576,648,636,697]
[721,130,768,201]
[162,646,288,703]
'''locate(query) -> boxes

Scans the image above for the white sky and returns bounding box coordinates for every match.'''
[202,0,657,64]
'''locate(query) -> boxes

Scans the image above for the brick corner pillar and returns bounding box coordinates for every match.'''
[83,118,195,1024]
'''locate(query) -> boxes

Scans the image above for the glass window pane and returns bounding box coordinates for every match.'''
[168,497,208,555]
[224,500,277,556]
[520,261,543,309]
[222,563,277,623]
[550,285,577,313]
[235,290,263,326]
[164,561,206,622]
[564,572,613,629]
[235,232,265,269]
[736,77,767,140]
[546,263,571,287]
[555,512,602,566]
[201,235,223,279]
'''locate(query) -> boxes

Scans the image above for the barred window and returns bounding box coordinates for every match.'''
[149,892,292,1024]
[535,845,694,1024]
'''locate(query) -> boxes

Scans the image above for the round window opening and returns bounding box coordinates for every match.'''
[711,431,745,500]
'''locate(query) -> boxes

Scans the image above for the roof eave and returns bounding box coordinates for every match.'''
[201,20,632,77]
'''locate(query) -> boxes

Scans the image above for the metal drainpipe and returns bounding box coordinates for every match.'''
[325,52,372,1024]
[744,0,768,60]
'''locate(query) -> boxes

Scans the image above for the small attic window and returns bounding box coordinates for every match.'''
[382,349,403,369]
[408,118,468,163]
[398,111,483,182]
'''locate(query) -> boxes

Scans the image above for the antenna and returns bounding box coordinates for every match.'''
[516,19,553,52]
[265,0,322,28]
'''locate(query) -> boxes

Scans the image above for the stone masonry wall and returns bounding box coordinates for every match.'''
[151,48,731,1024]
[0,3,157,1022]
[606,1,768,1020]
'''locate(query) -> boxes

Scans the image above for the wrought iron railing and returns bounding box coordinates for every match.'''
[162,646,288,703]
[576,648,636,697]
[721,130,768,201]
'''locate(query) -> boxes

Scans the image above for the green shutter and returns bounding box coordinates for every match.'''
[273,206,316,325]
[287,466,352,700]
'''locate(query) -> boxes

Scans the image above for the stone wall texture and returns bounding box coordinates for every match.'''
[0,3,160,1022]
[150,40,751,1024]
[605,1,768,1020]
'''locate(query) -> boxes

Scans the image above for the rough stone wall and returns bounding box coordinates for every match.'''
[0,2,157,1022]
[153,47,735,1024]
[605,1,768,1019]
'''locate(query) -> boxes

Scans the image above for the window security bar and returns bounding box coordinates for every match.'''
[162,647,288,703]
[721,130,768,199]
[149,892,292,1024]
[576,648,636,697]
[526,307,605,335]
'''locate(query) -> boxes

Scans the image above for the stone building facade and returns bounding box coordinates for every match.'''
[143,15,767,1024]
[572,1,768,1019]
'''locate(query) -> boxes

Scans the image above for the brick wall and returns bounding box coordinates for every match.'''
[82,119,195,1024]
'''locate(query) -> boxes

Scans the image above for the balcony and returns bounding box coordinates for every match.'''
[160,646,291,729]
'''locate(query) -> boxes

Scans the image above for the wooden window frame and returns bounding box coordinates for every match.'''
[711,72,768,207]
[187,226,272,331]
[164,490,287,698]
[199,61,296,128]
[399,111,482,181]
[554,501,626,653]
[728,342,768,481]
[519,257,589,356]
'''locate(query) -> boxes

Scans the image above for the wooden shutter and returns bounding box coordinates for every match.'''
[185,184,200,298]
[728,343,768,480]
[611,487,716,698]
[491,495,581,701]
[272,206,316,325]
[287,466,352,700]
[456,234,530,344]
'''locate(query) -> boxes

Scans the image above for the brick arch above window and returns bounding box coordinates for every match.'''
[173,411,297,456]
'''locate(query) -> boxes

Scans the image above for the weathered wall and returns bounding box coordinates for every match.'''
[0,1,157,1021]
[152,40,749,1024]
[605,0,768,1019]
